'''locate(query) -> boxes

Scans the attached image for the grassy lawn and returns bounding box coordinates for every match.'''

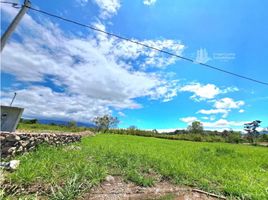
[17,123,90,133]
[3,134,268,199]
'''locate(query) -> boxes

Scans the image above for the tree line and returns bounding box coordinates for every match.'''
[19,116,268,144]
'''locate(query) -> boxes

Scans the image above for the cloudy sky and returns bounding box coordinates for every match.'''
[1,0,268,131]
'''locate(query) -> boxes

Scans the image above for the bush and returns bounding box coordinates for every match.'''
[20,118,38,124]
[67,121,77,128]
[258,134,268,142]
[106,129,238,143]
[226,132,243,143]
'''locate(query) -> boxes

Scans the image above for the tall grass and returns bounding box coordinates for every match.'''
[4,134,268,199]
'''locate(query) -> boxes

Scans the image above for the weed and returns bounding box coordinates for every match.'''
[157,193,176,200]
[125,169,155,187]
[50,174,85,200]
[215,147,235,156]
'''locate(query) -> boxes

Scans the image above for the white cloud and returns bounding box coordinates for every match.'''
[221,87,239,93]
[180,117,198,124]
[214,98,244,109]
[202,119,245,128]
[149,80,180,102]
[93,0,121,19]
[202,116,216,121]
[143,0,157,6]
[179,83,239,102]
[1,4,183,122]
[1,87,112,122]
[180,117,245,130]
[112,39,184,69]
[118,111,126,117]
[156,128,183,133]
[239,109,245,113]
[198,109,228,116]
[76,0,89,6]
[179,83,220,100]
[197,98,245,118]
[179,83,243,120]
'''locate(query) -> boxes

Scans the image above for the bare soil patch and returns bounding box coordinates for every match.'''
[81,176,225,200]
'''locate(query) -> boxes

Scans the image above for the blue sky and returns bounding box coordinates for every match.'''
[1,0,268,131]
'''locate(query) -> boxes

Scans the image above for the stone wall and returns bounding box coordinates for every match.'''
[0,132,82,158]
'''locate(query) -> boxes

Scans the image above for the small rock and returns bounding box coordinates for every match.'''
[0,135,5,141]
[5,134,20,142]
[9,160,20,170]
[20,140,30,147]
[105,175,115,183]
[0,162,10,168]
[7,147,16,153]
[0,160,20,170]
[17,146,23,152]
[155,188,160,194]
[28,146,35,151]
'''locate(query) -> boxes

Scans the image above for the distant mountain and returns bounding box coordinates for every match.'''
[260,130,268,134]
[37,119,96,128]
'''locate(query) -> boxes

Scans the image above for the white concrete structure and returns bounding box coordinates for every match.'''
[1,105,24,132]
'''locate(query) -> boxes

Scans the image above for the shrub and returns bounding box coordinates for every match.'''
[20,118,38,124]
[67,121,77,128]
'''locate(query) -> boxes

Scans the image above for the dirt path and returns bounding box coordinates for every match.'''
[81,176,225,200]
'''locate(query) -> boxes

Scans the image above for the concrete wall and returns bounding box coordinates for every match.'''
[1,106,24,132]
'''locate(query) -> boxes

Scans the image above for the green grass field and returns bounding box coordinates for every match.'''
[17,123,90,133]
[3,134,268,199]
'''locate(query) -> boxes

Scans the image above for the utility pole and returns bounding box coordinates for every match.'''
[1,0,31,52]
[10,92,17,106]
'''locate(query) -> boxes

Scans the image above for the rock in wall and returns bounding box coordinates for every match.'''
[0,132,82,158]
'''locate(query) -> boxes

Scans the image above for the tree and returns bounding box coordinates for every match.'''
[226,131,242,143]
[93,115,119,132]
[244,120,261,144]
[128,125,137,130]
[152,129,158,134]
[222,130,229,137]
[187,121,203,134]
[67,121,77,128]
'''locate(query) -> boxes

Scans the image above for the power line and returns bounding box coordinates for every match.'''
[0,1,18,5]
[2,2,268,86]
